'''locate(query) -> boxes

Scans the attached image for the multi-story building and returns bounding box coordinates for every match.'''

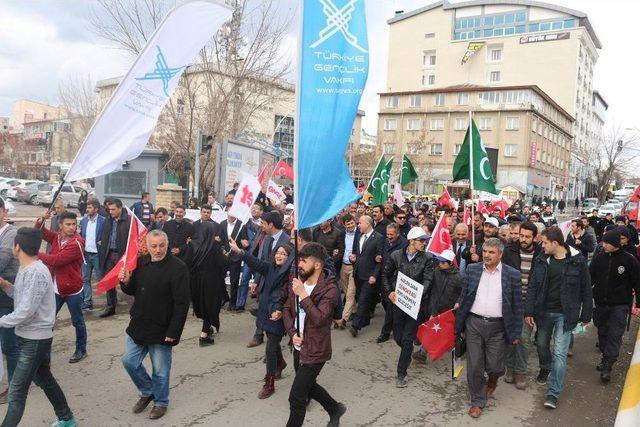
[20,118,80,180]
[378,85,573,197]
[10,100,66,132]
[383,0,603,199]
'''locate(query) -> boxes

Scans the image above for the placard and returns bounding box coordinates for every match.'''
[395,272,424,320]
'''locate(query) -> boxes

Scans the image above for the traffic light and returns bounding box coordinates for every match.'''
[617,139,623,153]
[200,134,213,153]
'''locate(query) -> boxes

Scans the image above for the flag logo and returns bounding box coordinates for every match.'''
[136,46,185,96]
[310,0,368,53]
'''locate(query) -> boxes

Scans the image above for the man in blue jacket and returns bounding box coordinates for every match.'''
[525,226,592,410]
[79,200,105,310]
[130,192,154,229]
[455,237,522,419]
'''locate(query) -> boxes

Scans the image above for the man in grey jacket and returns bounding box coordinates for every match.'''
[0,198,19,404]
[0,227,77,427]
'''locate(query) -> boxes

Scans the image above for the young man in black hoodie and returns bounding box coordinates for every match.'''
[589,228,640,382]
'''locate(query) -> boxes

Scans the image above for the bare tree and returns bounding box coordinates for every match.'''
[88,0,293,198]
[57,74,97,153]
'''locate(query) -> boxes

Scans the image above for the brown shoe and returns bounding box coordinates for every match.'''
[469,406,482,418]
[149,405,167,420]
[487,378,498,398]
[247,337,264,348]
[258,374,275,399]
[504,369,514,384]
[275,357,287,380]
[514,374,528,390]
[132,395,154,414]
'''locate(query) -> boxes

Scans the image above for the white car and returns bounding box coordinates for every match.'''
[598,203,619,218]
[0,195,16,215]
[0,179,22,197]
[5,180,42,200]
[37,183,93,208]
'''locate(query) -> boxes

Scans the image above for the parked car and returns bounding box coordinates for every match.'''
[37,183,92,208]
[583,197,599,211]
[0,179,22,197]
[16,182,50,205]
[5,180,42,200]
[0,195,16,215]
[598,203,620,218]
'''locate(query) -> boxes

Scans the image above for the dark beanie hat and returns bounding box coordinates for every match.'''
[615,215,626,223]
[602,230,621,248]
[617,226,630,239]
[604,224,617,233]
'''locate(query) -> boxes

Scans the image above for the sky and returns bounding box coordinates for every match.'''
[1,0,639,136]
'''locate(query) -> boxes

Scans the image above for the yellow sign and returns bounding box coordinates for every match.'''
[461,42,485,65]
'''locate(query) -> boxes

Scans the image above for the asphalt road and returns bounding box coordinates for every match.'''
[3,201,635,426]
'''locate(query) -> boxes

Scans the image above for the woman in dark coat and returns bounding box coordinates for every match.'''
[228,238,294,399]
[77,190,88,216]
[188,220,227,346]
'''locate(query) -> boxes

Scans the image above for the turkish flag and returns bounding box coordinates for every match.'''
[426,213,454,257]
[417,309,456,361]
[96,208,148,294]
[630,185,640,202]
[463,203,472,227]
[488,198,509,218]
[272,159,294,180]
[438,186,455,209]
[478,201,490,215]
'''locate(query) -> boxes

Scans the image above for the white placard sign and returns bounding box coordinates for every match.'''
[395,271,424,320]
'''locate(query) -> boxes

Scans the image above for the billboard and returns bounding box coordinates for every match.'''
[216,138,276,195]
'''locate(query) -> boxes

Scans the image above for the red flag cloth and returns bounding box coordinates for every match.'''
[438,187,455,209]
[417,309,456,361]
[630,185,640,202]
[463,203,472,227]
[96,209,148,294]
[478,201,490,215]
[272,159,294,180]
[426,213,454,257]
[488,198,509,218]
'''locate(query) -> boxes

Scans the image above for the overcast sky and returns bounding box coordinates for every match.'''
[1,0,638,136]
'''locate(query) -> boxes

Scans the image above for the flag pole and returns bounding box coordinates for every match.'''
[469,110,475,247]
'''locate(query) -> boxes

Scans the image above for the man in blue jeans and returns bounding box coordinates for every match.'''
[0,227,77,427]
[525,226,592,410]
[0,198,19,404]
[79,199,105,310]
[119,230,190,420]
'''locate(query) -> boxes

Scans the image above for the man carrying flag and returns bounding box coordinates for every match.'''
[383,227,434,388]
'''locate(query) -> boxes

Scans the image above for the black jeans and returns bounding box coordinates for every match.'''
[105,251,120,309]
[380,299,394,337]
[227,262,242,308]
[265,333,283,375]
[352,278,375,330]
[2,337,73,427]
[392,306,418,377]
[594,304,629,364]
[286,350,339,427]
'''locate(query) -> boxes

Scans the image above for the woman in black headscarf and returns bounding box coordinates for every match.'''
[188,220,227,346]
[77,190,88,216]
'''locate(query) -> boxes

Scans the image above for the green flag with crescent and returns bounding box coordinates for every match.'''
[452,118,498,194]
[400,154,418,186]
[367,155,392,204]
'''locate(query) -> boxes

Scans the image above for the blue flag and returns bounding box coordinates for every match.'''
[294,0,369,229]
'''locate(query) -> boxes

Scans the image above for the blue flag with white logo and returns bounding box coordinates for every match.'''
[294,0,369,229]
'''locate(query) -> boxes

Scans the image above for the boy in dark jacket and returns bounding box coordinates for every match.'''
[589,228,640,382]
[283,243,346,427]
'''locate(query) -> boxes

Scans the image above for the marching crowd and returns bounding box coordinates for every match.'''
[0,188,638,426]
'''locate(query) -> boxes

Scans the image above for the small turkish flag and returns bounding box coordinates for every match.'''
[426,213,454,257]
[273,159,294,180]
[488,198,509,218]
[463,203,472,227]
[417,309,456,361]
[438,186,455,209]
[478,201,490,215]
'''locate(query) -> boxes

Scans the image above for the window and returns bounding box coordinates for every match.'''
[505,144,518,157]
[453,144,462,155]
[384,144,395,155]
[429,143,443,155]
[407,119,422,131]
[489,48,502,62]
[407,144,418,154]
[387,96,399,108]
[454,117,468,130]
[495,15,504,25]
[457,92,469,105]
[484,16,494,26]
[383,119,397,131]
[552,21,563,30]
[479,117,492,130]
[423,50,436,67]
[505,13,515,24]
[424,32,435,39]
[515,25,526,34]
[504,27,515,35]
[506,116,520,130]
[489,71,501,83]
[409,95,422,108]
[494,28,504,36]
[176,99,185,115]
[515,11,526,22]
[564,19,576,28]
[426,74,436,86]
[434,93,445,106]
[105,171,147,196]
[530,23,539,32]
[540,22,551,31]
[430,119,444,131]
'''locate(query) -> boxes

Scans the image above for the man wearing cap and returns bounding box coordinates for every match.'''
[383,227,434,387]
[455,238,522,418]
[525,227,591,410]
[425,249,463,318]
[469,217,501,264]
[589,227,640,383]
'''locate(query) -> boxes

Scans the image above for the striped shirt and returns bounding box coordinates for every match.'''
[519,249,535,302]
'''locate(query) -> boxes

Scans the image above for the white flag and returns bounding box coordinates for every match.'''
[266,180,286,204]
[393,184,405,207]
[558,220,572,238]
[65,1,232,182]
[229,174,261,224]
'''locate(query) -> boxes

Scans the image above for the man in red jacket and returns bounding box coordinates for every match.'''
[36,210,87,363]
[283,243,346,427]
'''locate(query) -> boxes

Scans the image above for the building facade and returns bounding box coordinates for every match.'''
[378,85,573,197]
[10,100,66,132]
[384,0,604,199]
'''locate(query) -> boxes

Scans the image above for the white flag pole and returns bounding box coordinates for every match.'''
[469,110,475,247]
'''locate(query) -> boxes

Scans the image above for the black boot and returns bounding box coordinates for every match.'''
[600,360,613,383]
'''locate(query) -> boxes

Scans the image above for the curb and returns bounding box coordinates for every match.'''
[615,322,640,426]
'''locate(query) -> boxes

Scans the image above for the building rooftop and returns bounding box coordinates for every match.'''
[388,0,601,49]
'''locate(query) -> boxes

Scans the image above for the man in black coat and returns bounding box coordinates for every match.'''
[98,198,131,318]
[371,205,390,236]
[119,229,190,420]
[566,219,596,259]
[349,215,384,337]
[163,205,194,264]
[220,212,245,311]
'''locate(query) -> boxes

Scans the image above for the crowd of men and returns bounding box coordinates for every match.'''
[0,188,638,425]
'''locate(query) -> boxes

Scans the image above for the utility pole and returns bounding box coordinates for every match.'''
[194,130,202,199]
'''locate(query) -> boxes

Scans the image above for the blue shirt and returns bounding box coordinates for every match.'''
[343,229,356,264]
[109,218,118,250]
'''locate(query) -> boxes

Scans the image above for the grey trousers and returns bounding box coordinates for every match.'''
[465,316,506,408]
[506,321,534,374]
